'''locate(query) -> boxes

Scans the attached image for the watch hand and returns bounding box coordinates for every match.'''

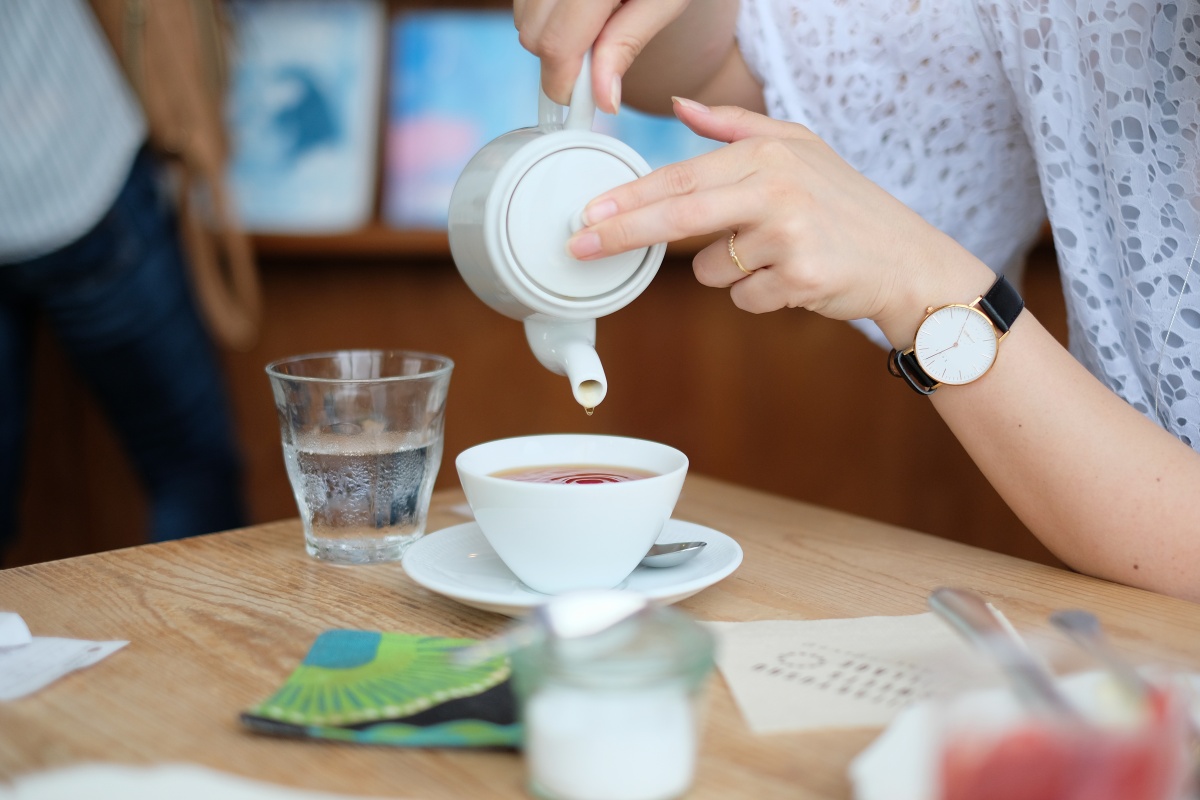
[927,342,959,359]
[955,314,971,343]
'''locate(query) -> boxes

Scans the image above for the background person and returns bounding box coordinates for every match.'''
[0,0,247,558]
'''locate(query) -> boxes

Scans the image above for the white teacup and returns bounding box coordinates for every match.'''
[456,434,688,594]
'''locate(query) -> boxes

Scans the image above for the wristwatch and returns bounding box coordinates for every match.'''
[888,275,1024,395]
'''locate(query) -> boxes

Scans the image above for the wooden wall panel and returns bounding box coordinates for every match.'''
[7,246,1067,570]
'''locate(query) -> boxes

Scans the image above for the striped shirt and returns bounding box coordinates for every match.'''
[0,0,146,263]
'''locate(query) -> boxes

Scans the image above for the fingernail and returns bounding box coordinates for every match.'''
[568,232,602,260]
[610,75,622,114]
[671,96,709,113]
[583,199,618,225]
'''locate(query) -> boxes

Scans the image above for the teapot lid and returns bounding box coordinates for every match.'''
[505,145,653,302]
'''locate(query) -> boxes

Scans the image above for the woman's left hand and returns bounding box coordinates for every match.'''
[567,98,977,340]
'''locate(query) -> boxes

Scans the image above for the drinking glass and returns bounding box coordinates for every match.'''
[265,350,453,564]
[935,677,1193,800]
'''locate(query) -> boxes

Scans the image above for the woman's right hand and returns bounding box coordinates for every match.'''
[514,0,694,115]
[567,99,995,344]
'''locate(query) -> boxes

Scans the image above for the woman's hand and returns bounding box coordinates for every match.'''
[567,98,993,342]
[515,0,694,114]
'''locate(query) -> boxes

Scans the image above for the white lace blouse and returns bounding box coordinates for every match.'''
[737,0,1200,449]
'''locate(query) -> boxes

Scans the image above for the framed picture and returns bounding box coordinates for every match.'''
[225,0,385,233]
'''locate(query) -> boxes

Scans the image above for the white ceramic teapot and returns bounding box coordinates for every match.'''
[447,54,666,410]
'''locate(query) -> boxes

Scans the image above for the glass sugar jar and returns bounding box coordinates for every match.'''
[511,594,716,800]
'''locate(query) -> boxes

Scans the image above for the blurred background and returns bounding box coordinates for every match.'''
[6,0,1066,569]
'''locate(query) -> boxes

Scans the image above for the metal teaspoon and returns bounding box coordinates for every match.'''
[639,540,706,568]
[1049,609,1151,705]
[929,587,1084,723]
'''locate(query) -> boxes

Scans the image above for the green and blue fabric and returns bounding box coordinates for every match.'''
[241,630,520,748]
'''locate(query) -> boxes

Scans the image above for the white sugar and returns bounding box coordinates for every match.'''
[525,684,697,800]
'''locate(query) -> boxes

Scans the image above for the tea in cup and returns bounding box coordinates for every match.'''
[455,435,688,594]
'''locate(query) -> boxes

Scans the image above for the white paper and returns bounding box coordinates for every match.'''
[0,613,32,648]
[0,638,127,701]
[707,613,1003,733]
[0,763,406,799]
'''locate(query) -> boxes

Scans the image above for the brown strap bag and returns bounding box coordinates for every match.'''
[89,0,262,351]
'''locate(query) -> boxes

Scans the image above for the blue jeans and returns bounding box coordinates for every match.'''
[0,146,247,554]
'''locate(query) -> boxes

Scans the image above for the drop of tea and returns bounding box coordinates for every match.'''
[584,407,594,417]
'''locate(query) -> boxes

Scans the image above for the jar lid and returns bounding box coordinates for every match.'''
[505,146,652,301]
[513,596,715,690]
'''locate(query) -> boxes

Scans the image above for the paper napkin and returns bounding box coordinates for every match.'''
[0,612,127,702]
[0,613,32,648]
[707,613,1003,734]
[0,763,407,799]
[241,630,520,748]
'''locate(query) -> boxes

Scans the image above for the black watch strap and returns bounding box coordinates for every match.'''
[977,274,1024,333]
[888,275,1023,395]
[887,348,938,395]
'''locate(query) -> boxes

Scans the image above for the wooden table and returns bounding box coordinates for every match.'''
[2,475,1199,799]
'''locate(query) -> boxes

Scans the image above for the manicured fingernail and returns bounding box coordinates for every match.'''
[583,199,618,225]
[610,75,622,114]
[671,96,709,113]
[568,232,602,259]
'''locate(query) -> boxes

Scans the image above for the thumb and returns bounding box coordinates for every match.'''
[591,0,688,114]
[671,96,816,144]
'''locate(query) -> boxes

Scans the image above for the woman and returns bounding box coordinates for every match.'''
[515,0,1200,600]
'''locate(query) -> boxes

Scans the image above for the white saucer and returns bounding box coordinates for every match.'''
[402,519,743,617]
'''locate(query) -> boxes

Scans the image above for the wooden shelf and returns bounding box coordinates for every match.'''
[252,225,449,261]
[252,226,720,262]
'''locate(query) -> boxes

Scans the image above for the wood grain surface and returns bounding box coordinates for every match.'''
[3,476,1198,799]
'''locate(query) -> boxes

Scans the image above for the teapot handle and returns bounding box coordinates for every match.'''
[538,50,597,133]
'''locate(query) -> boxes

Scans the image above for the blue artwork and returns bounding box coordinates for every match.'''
[272,66,340,160]
[384,10,721,229]
[226,0,384,232]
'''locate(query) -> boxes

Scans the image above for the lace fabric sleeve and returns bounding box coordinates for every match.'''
[978,0,1200,448]
[734,0,1046,347]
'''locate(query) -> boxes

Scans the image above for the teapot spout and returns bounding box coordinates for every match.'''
[524,316,608,410]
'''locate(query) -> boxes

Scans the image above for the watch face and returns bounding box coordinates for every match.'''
[914,305,998,385]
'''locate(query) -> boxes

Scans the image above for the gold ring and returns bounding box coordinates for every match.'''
[728,232,752,276]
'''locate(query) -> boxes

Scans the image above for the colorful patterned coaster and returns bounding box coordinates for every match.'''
[240,630,520,748]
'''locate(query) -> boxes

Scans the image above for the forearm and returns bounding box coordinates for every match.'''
[879,250,1200,601]
[936,318,1200,599]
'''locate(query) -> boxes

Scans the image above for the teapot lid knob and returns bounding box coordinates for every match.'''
[505,146,652,301]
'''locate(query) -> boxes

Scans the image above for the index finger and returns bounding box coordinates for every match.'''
[570,183,762,260]
[582,143,748,226]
